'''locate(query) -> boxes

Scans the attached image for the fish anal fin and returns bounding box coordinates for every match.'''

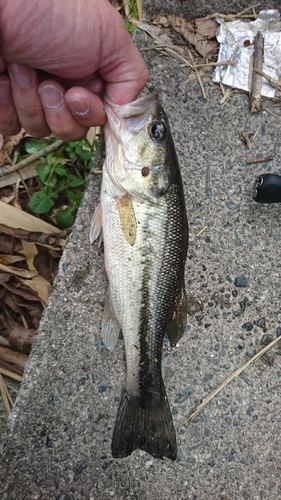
[102,293,121,351]
[90,201,102,244]
[112,383,177,460]
[116,195,137,246]
[166,286,187,347]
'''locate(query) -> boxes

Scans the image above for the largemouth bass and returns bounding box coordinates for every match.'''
[90,93,188,460]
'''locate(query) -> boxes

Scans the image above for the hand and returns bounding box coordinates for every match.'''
[0,0,148,140]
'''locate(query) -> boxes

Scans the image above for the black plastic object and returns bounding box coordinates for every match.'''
[253,174,281,203]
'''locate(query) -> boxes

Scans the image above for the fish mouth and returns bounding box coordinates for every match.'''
[104,93,159,134]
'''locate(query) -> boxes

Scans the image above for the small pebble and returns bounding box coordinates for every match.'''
[235,275,248,288]
[242,322,253,332]
[260,334,273,346]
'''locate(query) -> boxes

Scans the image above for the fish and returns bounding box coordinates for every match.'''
[90,93,188,460]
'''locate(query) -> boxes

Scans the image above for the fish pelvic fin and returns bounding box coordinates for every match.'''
[166,285,187,347]
[102,292,121,351]
[90,201,102,244]
[111,382,177,460]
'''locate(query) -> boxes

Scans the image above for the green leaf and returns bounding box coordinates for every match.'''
[78,149,94,161]
[25,138,48,155]
[67,174,85,187]
[48,172,58,188]
[36,162,51,183]
[55,162,68,176]
[29,189,55,214]
[66,190,83,205]
[55,206,75,229]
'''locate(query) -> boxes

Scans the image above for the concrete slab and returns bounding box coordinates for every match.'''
[1,2,281,499]
[144,0,281,20]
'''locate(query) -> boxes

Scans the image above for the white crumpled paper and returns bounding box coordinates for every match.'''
[213,10,281,97]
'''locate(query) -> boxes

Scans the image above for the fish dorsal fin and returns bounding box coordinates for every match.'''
[166,286,187,347]
[90,202,102,244]
[102,292,121,351]
[116,195,137,246]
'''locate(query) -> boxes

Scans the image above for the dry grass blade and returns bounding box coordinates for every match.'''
[136,0,142,19]
[0,366,23,382]
[0,373,13,415]
[187,335,281,424]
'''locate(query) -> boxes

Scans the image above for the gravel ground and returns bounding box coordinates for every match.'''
[1,2,281,498]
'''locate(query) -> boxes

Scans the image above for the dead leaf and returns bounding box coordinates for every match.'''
[2,275,42,302]
[0,130,25,164]
[9,325,36,353]
[0,254,25,266]
[0,200,60,234]
[33,247,58,284]
[0,262,37,279]
[161,14,218,59]
[0,233,22,254]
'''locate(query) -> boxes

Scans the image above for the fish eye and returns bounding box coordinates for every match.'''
[148,121,166,141]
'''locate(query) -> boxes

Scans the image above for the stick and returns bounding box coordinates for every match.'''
[187,335,281,424]
[246,156,273,164]
[0,223,69,248]
[253,68,281,93]
[0,139,64,178]
[181,60,237,69]
[196,225,208,237]
[250,31,264,113]
[0,359,24,376]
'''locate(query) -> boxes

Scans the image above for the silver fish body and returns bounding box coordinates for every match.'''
[90,94,188,460]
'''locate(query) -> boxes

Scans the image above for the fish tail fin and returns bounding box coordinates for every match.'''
[111,383,177,460]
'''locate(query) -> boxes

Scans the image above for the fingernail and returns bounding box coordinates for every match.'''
[66,98,90,116]
[9,63,33,87]
[38,85,64,109]
[0,81,12,103]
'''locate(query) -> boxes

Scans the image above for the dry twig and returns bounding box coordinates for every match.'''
[246,156,273,164]
[250,31,264,113]
[0,139,64,178]
[253,68,281,93]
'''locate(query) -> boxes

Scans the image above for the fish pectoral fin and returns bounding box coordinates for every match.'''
[102,293,121,351]
[89,201,102,244]
[115,195,137,246]
[166,286,187,347]
[112,383,177,460]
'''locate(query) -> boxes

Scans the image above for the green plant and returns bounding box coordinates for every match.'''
[26,137,98,229]
[124,0,139,34]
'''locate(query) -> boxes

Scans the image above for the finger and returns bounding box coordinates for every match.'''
[65,87,106,128]
[8,63,51,138]
[0,55,7,73]
[0,76,21,135]
[38,81,89,141]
